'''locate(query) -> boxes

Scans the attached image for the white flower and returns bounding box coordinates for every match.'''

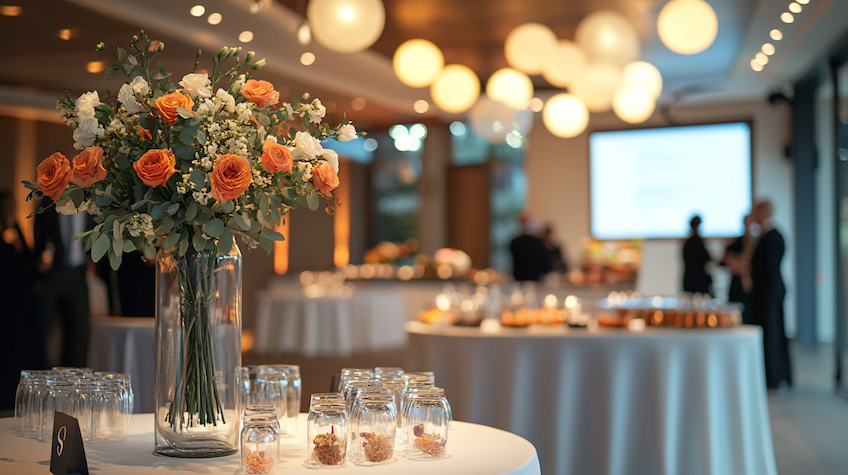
[76,117,100,136]
[336,124,358,142]
[321,149,339,173]
[86,202,102,216]
[236,103,252,123]
[231,74,247,94]
[307,99,326,124]
[215,88,236,113]
[298,161,313,180]
[75,91,101,111]
[292,131,323,159]
[130,76,150,96]
[283,102,294,118]
[118,83,145,114]
[179,73,212,98]
[73,117,103,149]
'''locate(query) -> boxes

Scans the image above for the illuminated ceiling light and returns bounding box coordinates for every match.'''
[755,52,769,65]
[770,29,783,41]
[542,93,589,139]
[529,97,544,112]
[486,67,533,110]
[413,100,429,114]
[0,4,21,16]
[657,0,719,55]
[300,52,316,65]
[781,12,794,23]
[58,29,71,41]
[762,43,775,55]
[238,31,254,43]
[307,0,385,53]
[207,12,222,25]
[351,97,366,110]
[788,2,802,13]
[612,88,655,124]
[363,138,378,151]
[190,4,205,16]
[542,40,586,89]
[570,62,621,113]
[505,23,559,75]
[449,121,467,136]
[797,0,809,3]
[750,59,764,72]
[576,10,640,66]
[409,123,428,139]
[469,97,516,144]
[86,60,105,74]
[393,39,444,88]
[619,61,663,99]
[298,23,312,45]
[430,64,480,114]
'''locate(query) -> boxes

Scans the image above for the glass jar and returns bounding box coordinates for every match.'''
[351,395,397,465]
[307,403,347,467]
[406,395,449,461]
[263,364,301,434]
[244,405,282,436]
[241,416,279,474]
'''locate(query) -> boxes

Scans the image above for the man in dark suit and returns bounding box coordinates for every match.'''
[682,215,713,295]
[33,198,91,368]
[510,213,552,282]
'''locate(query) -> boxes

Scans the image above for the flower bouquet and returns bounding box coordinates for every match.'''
[23,31,362,456]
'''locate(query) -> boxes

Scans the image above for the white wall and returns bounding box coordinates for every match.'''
[525,100,797,336]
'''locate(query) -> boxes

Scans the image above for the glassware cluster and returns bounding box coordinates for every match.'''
[14,367,133,443]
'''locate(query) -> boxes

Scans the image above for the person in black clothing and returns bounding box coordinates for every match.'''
[750,200,792,389]
[682,215,713,295]
[510,213,551,282]
[542,224,568,273]
[724,214,755,323]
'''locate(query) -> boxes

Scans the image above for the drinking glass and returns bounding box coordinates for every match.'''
[406,395,449,461]
[71,384,97,441]
[23,377,49,439]
[241,416,280,474]
[374,367,404,377]
[310,393,344,407]
[42,381,76,441]
[242,367,287,434]
[351,395,397,465]
[93,386,123,442]
[244,405,282,436]
[306,403,347,467]
[262,364,302,434]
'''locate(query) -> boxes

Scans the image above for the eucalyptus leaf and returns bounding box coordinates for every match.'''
[217,229,234,254]
[92,234,110,262]
[179,239,189,257]
[164,231,181,250]
[306,191,319,211]
[258,234,273,253]
[203,218,224,237]
[151,201,171,220]
[261,228,285,241]
[122,239,136,253]
[143,242,156,261]
[167,203,180,215]
[221,200,235,214]
[234,212,250,231]
[192,232,207,251]
[177,106,193,119]
[186,201,199,221]
[109,249,123,271]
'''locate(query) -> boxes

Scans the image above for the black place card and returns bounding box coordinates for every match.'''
[50,412,89,475]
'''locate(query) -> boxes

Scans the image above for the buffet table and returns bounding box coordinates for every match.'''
[406,322,777,475]
[86,316,155,413]
[0,414,541,475]
[254,287,407,357]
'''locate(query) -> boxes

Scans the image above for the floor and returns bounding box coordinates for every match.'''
[247,342,848,475]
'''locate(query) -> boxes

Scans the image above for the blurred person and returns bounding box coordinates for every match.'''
[542,224,569,273]
[724,214,756,323]
[0,191,48,409]
[510,212,551,282]
[750,200,792,389]
[682,215,713,296]
[33,197,92,368]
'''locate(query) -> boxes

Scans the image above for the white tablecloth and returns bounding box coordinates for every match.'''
[0,414,540,474]
[86,316,155,413]
[254,288,407,357]
[406,322,777,475]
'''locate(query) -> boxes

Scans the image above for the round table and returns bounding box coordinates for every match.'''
[406,321,778,475]
[0,414,540,475]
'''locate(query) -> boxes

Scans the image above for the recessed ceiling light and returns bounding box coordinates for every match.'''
[207,12,222,25]
[770,29,783,41]
[190,5,205,17]
[529,97,544,112]
[300,52,315,66]
[789,2,802,13]
[297,23,312,46]
[750,59,764,72]
[781,12,794,23]
[0,5,21,16]
[87,60,105,73]
[351,97,366,111]
[58,29,71,41]
[762,43,775,55]
[238,31,254,43]
[755,52,769,65]
[413,100,429,114]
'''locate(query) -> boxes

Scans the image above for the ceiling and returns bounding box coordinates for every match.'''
[1,0,848,129]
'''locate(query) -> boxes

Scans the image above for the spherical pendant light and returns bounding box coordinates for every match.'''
[657,0,718,55]
[575,10,640,67]
[570,62,621,112]
[543,93,589,139]
[542,40,587,89]
[619,61,663,99]
[486,68,534,110]
[612,88,655,124]
[468,97,515,144]
[393,39,444,88]
[307,0,385,53]
[430,64,480,114]
[505,23,559,75]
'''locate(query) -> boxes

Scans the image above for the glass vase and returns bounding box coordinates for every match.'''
[154,239,242,457]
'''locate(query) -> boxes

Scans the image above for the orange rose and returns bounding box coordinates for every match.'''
[260,138,293,174]
[312,162,339,196]
[37,152,73,201]
[154,91,194,125]
[241,80,280,108]
[210,154,252,202]
[70,146,107,187]
[133,149,176,188]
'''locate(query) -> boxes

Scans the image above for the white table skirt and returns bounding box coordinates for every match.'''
[254,288,407,357]
[86,316,155,413]
[0,414,541,475]
[406,322,777,475]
